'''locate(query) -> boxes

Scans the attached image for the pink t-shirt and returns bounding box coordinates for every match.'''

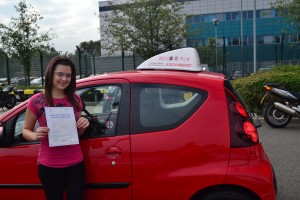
[27,92,83,168]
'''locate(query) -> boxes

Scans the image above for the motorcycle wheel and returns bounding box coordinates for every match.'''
[263,101,292,128]
[4,94,17,109]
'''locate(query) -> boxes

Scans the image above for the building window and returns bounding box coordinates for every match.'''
[201,14,216,23]
[186,16,193,24]
[225,12,232,21]
[256,10,261,19]
[241,36,247,45]
[260,10,275,18]
[227,37,240,46]
[275,9,280,17]
[232,37,240,45]
[225,12,240,21]
[242,11,248,20]
[289,34,298,43]
[274,35,281,43]
[247,10,253,19]
[264,36,274,44]
[232,12,240,20]
[257,36,264,44]
[194,15,200,23]
[186,40,204,47]
[215,13,224,21]
[248,36,253,45]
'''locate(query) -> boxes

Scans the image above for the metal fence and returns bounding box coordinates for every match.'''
[197,41,300,78]
[0,50,145,86]
[1,42,300,85]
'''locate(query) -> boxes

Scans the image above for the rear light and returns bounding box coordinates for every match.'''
[229,102,259,145]
[230,102,259,144]
[234,102,247,117]
[243,121,258,143]
[226,89,259,147]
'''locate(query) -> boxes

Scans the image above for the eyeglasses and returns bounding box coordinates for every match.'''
[54,72,72,79]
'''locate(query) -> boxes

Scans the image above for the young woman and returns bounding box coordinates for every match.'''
[22,56,89,200]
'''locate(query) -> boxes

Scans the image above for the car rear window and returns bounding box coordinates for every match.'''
[131,84,208,134]
[224,80,249,110]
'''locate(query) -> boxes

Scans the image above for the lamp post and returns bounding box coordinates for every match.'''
[213,18,219,70]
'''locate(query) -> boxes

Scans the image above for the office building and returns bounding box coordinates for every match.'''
[99,0,300,73]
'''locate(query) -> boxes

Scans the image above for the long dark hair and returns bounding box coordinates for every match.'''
[44,56,80,109]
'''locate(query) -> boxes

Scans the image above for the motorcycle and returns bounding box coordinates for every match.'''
[0,85,18,110]
[260,83,300,128]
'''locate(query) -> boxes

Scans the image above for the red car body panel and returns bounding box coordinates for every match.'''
[226,144,276,199]
[0,70,276,200]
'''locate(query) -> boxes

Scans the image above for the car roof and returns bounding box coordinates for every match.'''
[77,70,225,85]
[78,48,225,85]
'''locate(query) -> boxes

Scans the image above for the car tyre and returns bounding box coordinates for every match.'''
[196,190,258,200]
[263,101,292,128]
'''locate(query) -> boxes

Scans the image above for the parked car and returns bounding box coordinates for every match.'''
[30,77,44,86]
[10,77,26,86]
[0,78,8,86]
[230,70,243,80]
[10,77,38,86]
[0,48,276,200]
[258,67,271,72]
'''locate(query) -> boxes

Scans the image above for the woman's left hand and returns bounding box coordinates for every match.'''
[76,117,89,129]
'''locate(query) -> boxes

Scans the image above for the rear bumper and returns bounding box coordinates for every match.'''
[226,144,276,200]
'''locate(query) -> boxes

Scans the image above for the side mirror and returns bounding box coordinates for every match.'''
[250,113,261,128]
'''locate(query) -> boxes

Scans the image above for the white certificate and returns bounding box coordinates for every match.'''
[45,107,79,147]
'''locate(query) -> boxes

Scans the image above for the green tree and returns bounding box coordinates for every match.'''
[196,38,223,72]
[196,38,217,67]
[271,0,300,30]
[101,0,187,59]
[0,0,55,85]
[78,40,101,55]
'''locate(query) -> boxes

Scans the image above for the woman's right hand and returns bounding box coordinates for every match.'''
[35,127,49,140]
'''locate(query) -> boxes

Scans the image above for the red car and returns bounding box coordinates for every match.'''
[0,48,276,200]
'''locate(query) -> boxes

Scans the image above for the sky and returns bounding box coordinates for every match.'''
[0,0,106,53]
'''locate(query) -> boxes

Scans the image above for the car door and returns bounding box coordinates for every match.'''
[75,80,131,199]
[129,83,229,199]
[0,104,44,200]
[0,80,131,200]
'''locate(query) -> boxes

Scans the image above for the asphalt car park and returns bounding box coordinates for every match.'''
[258,118,300,200]
[0,48,276,200]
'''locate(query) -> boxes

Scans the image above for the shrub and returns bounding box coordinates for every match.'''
[231,65,300,114]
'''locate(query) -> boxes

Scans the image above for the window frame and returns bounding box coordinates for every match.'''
[130,83,208,134]
[7,83,130,146]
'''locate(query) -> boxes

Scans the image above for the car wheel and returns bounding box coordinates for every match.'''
[196,190,258,200]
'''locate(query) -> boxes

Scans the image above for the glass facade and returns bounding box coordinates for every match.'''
[182,0,300,74]
[98,0,300,74]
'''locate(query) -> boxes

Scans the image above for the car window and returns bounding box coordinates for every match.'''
[131,84,208,133]
[14,112,39,144]
[77,85,122,138]
[11,85,122,144]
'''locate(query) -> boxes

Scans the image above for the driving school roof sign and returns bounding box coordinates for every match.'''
[137,48,203,71]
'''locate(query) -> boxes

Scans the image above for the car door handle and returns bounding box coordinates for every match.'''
[105,146,122,159]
